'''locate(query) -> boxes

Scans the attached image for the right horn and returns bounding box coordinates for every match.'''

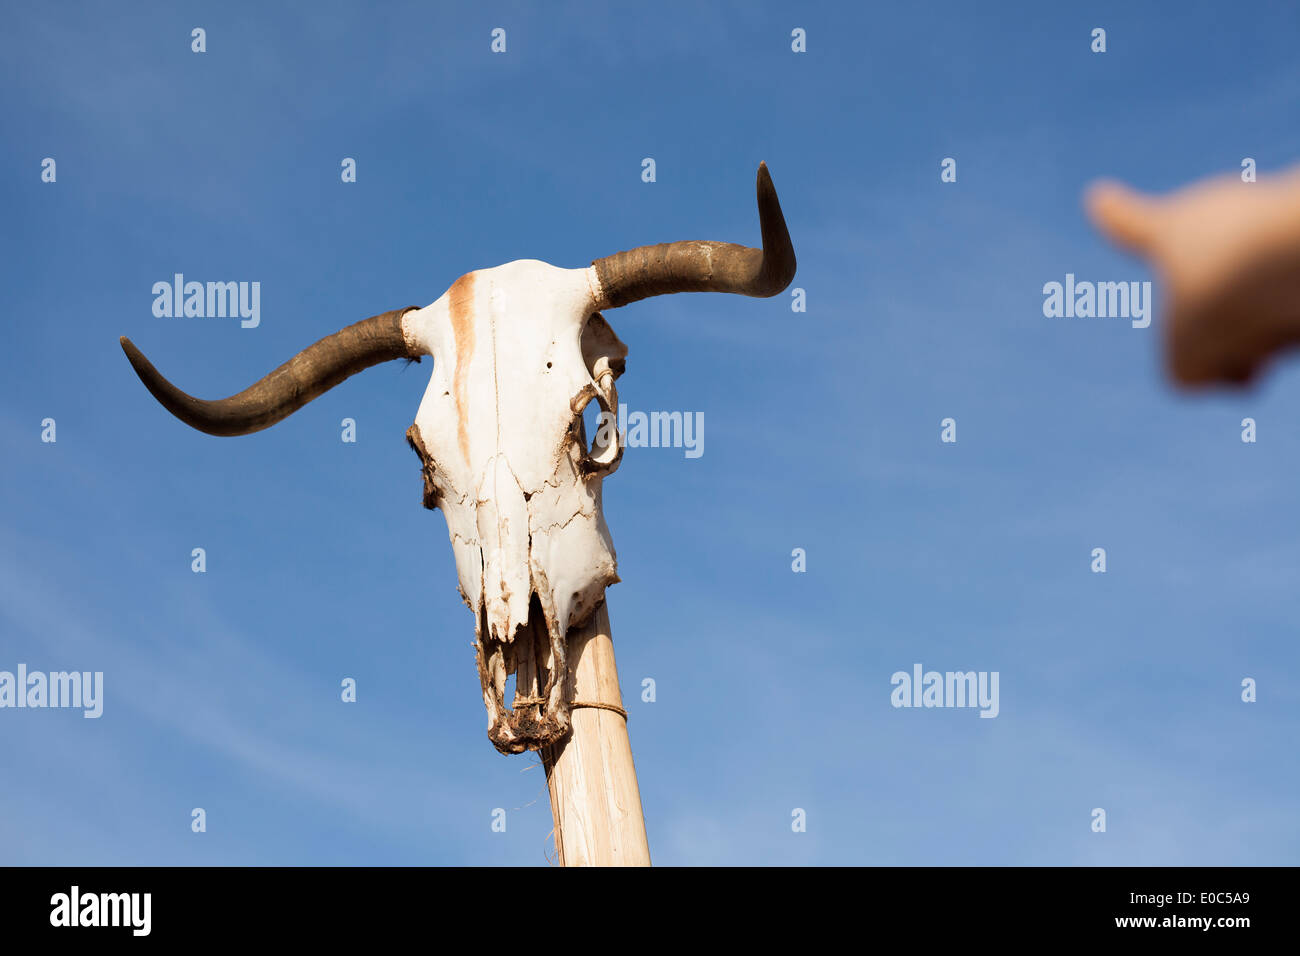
[591,162,797,309]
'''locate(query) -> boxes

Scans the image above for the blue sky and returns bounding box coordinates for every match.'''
[2,0,1298,865]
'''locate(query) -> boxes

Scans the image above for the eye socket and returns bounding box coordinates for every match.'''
[571,383,620,475]
[581,398,602,453]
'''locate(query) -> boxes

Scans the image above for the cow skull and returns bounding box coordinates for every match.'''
[120,163,796,753]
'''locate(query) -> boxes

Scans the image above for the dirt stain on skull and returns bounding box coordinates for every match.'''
[448,271,477,464]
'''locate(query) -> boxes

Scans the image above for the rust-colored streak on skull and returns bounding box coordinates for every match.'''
[447,271,477,465]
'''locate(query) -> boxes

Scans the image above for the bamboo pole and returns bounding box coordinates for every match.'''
[540,602,651,866]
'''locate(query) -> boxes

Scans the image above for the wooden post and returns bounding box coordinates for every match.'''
[540,602,651,866]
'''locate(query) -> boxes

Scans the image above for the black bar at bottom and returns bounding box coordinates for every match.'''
[0,866,1283,941]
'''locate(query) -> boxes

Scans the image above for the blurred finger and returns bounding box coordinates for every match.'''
[1085,180,1162,254]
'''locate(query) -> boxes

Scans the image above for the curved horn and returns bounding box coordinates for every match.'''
[591,161,796,309]
[120,306,422,437]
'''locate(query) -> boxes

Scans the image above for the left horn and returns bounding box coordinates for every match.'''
[120,306,423,436]
[590,161,797,309]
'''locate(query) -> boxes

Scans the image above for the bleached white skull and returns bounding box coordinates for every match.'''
[121,164,795,753]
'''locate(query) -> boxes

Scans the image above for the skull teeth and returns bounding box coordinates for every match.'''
[479,590,571,754]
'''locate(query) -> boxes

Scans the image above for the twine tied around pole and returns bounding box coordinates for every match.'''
[511,694,628,721]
